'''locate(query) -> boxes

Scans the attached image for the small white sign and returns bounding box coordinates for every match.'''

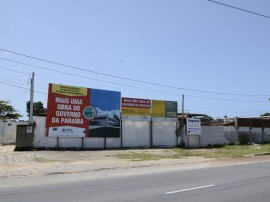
[187,118,201,135]
[27,126,33,134]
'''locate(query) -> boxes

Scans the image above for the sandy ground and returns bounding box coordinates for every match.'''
[1,145,269,179]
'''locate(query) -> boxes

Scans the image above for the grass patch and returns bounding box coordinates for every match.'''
[116,152,167,161]
[114,144,270,161]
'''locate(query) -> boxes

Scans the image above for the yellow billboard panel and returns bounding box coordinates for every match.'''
[151,100,165,117]
[52,84,88,96]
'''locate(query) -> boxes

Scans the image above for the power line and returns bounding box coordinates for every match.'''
[1,59,269,103]
[187,94,268,103]
[10,91,29,102]
[0,59,188,96]
[0,66,30,75]
[208,0,270,19]
[1,80,268,116]
[0,81,47,95]
[0,49,269,97]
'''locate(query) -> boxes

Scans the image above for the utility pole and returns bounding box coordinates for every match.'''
[29,72,34,124]
[180,94,185,145]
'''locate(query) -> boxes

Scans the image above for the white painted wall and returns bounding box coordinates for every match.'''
[0,122,4,144]
[83,138,105,149]
[106,138,121,148]
[201,126,229,146]
[122,120,150,148]
[187,126,235,147]
[263,128,270,142]
[238,127,265,144]
[33,116,57,148]
[252,128,263,143]
[152,121,177,147]
[0,121,17,144]
[224,126,238,144]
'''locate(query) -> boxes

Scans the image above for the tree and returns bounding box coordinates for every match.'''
[0,100,22,120]
[26,101,47,116]
[260,113,270,116]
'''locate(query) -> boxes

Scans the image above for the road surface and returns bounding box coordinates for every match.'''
[1,160,270,202]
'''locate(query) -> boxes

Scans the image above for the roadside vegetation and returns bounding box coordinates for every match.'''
[115,144,270,161]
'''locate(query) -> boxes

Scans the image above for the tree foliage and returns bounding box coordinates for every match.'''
[260,113,270,117]
[0,100,22,120]
[26,101,47,116]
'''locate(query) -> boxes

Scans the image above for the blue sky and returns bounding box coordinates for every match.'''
[1,0,270,119]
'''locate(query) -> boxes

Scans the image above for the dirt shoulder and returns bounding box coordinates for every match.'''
[1,145,270,179]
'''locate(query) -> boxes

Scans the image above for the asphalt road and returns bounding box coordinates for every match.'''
[1,160,270,202]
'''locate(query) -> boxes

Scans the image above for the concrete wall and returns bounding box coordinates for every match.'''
[263,128,270,142]
[152,120,178,147]
[187,126,237,147]
[186,126,270,148]
[33,116,57,148]
[237,127,270,144]
[32,116,270,149]
[0,122,4,144]
[33,117,134,149]
[0,121,17,144]
[224,126,238,144]
[122,120,150,148]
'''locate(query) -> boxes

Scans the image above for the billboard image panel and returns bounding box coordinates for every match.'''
[122,97,151,116]
[46,84,121,138]
[89,89,121,137]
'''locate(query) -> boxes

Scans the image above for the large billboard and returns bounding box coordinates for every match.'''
[121,97,151,116]
[152,100,177,118]
[46,84,121,137]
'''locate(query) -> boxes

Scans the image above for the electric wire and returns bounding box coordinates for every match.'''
[0,80,268,117]
[208,0,270,19]
[0,62,268,103]
[10,91,29,102]
[0,49,269,97]
[0,81,47,95]
[0,66,30,75]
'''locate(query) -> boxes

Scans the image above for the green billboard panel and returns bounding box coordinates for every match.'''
[165,101,177,117]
